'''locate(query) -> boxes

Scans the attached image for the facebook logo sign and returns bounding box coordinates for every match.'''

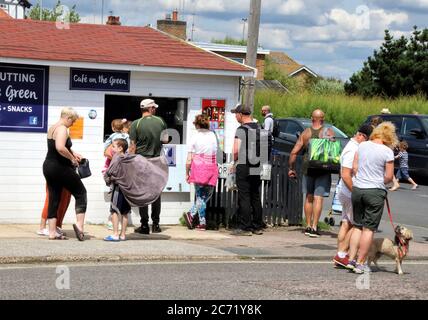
[29,117,38,125]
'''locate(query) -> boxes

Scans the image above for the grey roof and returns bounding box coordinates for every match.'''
[255,80,289,93]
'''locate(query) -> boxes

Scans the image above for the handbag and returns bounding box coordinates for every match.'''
[77,158,92,179]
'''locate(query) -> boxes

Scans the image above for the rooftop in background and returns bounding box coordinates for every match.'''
[192,42,270,55]
[0,18,254,75]
[270,51,318,78]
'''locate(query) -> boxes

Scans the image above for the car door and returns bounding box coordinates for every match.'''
[400,116,428,175]
[273,119,289,153]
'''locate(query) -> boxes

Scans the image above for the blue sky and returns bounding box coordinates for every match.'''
[36,0,427,81]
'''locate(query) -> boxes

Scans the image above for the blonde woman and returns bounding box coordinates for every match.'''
[346,122,398,273]
[42,107,87,241]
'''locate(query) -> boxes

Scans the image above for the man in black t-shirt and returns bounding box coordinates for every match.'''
[231,104,265,236]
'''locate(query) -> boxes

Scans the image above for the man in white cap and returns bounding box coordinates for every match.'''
[129,99,168,234]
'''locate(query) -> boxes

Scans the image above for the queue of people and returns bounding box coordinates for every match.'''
[39,100,407,272]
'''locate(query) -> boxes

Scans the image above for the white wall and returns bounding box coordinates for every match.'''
[0,66,241,225]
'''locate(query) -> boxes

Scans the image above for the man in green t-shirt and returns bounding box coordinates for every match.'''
[129,99,168,234]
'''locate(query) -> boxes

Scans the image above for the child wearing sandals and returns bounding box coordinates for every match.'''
[390,140,418,191]
[103,138,131,242]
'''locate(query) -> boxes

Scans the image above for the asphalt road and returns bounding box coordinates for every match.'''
[322,176,428,243]
[0,261,427,300]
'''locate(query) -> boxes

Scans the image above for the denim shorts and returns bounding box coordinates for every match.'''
[303,173,331,197]
[396,167,410,180]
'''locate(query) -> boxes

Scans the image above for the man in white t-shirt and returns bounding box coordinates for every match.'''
[333,124,373,268]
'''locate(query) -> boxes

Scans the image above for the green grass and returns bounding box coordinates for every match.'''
[255,91,428,136]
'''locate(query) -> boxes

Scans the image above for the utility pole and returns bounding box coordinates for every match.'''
[243,0,261,113]
[101,0,104,24]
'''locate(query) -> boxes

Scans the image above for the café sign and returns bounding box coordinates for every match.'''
[70,68,130,92]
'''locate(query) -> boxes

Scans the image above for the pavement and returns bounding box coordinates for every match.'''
[0,223,427,265]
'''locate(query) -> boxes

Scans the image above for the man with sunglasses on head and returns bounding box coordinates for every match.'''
[288,109,334,238]
[332,124,373,268]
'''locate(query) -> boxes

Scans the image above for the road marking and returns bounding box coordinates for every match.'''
[1,260,428,270]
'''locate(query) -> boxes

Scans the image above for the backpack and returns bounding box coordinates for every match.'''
[242,123,272,167]
[307,127,341,173]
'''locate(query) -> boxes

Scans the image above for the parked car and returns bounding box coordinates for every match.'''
[272,118,349,155]
[364,114,428,179]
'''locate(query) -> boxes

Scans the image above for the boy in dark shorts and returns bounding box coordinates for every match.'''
[104,139,131,241]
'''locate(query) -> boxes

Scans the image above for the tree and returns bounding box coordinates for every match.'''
[28,0,80,23]
[345,27,428,98]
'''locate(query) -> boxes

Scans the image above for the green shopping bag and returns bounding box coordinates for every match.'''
[308,138,341,173]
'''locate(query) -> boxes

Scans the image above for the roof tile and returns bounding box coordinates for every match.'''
[0,19,251,73]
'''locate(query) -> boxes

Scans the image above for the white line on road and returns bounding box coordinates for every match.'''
[1,260,428,270]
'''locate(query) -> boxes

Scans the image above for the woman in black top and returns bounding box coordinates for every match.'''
[43,107,87,241]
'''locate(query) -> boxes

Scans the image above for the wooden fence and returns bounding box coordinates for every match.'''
[205,154,303,229]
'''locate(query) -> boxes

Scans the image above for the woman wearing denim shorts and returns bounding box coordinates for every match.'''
[346,122,397,274]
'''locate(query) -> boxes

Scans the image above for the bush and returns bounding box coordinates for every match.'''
[310,79,345,95]
[255,90,428,136]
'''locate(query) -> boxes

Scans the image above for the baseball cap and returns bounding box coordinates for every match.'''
[231,104,251,115]
[358,124,373,137]
[140,99,158,109]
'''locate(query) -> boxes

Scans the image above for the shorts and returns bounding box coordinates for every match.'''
[338,191,353,224]
[110,184,131,215]
[351,187,386,231]
[396,167,410,180]
[303,173,331,197]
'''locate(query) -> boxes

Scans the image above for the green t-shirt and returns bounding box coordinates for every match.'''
[129,115,167,158]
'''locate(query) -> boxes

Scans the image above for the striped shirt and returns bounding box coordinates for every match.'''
[397,151,409,168]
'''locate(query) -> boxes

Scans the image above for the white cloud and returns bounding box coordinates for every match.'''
[279,0,306,15]
[259,27,293,49]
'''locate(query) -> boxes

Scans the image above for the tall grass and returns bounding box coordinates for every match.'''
[255,90,428,136]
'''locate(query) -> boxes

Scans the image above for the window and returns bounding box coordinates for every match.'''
[230,57,244,64]
[381,116,402,133]
[285,121,302,136]
[278,120,288,133]
[402,117,423,136]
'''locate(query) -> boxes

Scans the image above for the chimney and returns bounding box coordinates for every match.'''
[157,10,187,40]
[106,16,121,25]
[172,9,178,21]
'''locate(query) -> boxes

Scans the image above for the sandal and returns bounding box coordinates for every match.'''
[72,224,85,241]
[49,235,68,240]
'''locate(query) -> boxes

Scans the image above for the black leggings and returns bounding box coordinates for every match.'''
[43,160,87,219]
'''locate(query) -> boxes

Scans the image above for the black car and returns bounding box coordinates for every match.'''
[272,118,349,154]
[364,114,428,178]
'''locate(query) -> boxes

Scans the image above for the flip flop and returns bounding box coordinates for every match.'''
[72,224,85,241]
[104,235,120,242]
[49,235,68,240]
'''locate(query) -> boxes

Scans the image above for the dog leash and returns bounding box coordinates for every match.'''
[385,197,408,259]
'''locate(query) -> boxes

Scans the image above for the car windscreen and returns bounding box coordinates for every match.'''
[301,120,348,138]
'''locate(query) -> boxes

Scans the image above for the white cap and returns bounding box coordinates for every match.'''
[140,99,158,109]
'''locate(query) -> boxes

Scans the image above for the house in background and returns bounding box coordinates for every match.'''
[0,0,32,19]
[156,10,269,80]
[190,42,270,80]
[269,51,318,83]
